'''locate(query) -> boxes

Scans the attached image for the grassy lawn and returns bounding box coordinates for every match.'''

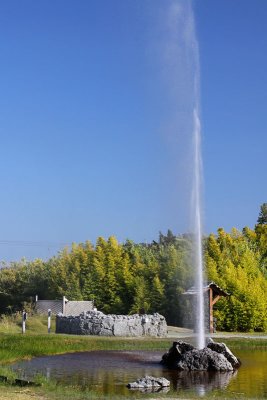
[0,314,266,400]
[0,387,46,400]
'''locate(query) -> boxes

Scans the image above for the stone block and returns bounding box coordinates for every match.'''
[56,311,167,337]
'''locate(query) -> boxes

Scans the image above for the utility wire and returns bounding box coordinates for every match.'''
[0,240,71,248]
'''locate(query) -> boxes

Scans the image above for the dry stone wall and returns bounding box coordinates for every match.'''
[56,310,167,337]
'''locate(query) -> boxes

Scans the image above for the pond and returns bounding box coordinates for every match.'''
[12,348,267,398]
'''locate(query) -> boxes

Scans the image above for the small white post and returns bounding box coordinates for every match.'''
[22,310,27,334]
[62,296,66,315]
[48,309,51,333]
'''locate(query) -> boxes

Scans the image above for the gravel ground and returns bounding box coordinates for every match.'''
[167,326,267,340]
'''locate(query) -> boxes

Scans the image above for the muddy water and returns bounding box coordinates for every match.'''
[12,349,267,398]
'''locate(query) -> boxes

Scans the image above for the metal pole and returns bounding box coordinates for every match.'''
[22,310,27,334]
[48,309,51,333]
[62,296,65,315]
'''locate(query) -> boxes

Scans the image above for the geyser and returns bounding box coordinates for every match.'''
[156,0,207,348]
[164,0,206,348]
[192,107,205,349]
[184,0,205,349]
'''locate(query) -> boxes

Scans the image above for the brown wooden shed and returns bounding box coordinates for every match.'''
[183,282,229,333]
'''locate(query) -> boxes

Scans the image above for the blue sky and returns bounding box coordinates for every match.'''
[1,0,266,261]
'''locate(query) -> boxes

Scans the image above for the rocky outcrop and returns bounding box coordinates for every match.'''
[56,310,167,337]
[127,376,170,392]
[207,339,241,369]
[161,340,241,371]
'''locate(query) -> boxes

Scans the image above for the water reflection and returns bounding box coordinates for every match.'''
[128,386,170,394]
[11,349,267,398]
[171,370,237,394]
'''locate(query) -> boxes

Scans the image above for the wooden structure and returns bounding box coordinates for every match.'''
[183,282,229,333]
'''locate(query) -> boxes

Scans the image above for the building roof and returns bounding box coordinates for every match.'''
[183,281,229,297]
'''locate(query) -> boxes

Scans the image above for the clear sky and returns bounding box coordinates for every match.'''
[1,0,266,261]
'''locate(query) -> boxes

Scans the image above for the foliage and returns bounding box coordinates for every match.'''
[0,329,171,366]
[0,204,266,332]
[0,328,266,400]
[257,202,267,225]
[205,227,267,332]
[0,232,194,326]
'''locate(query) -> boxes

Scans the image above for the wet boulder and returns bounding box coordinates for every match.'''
[127,376,170,392]
[161,340,240,371]
[161,341,194,366]
[175,347,233,371]
[207,339,241,369]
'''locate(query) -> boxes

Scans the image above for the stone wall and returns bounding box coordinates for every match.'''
[56,310,167,337]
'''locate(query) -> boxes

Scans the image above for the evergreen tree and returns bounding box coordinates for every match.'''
[0,227,265,332]
[257,203,267,225]
[149,275,164,313]
[130,275,150,314]
[78,241,95,300]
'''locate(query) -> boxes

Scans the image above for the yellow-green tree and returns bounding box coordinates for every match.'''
[205,228,267,331]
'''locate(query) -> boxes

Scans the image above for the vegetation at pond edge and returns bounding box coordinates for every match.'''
[0,329,266,400]
[0,333,171,365]
[0,384,265,400]
[0,203,266,333]
[0,315,266,366]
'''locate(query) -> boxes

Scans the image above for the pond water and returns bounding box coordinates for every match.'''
[12,348,267,398]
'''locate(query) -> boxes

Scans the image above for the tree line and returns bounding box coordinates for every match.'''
[0,204,266,332]
[205,203,267,332]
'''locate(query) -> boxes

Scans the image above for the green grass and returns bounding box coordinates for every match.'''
[0,330,265,365]
[0,314,266,399]
[0,313,266,365]
[0,333,174,364]
[0,382,264,400]
[0,313,52,335]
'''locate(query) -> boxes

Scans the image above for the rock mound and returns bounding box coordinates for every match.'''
[161,340,241,371]
[56,311,167,337]
[207,340,240,369]
[127,376,170,392]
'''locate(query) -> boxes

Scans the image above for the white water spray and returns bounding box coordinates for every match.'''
[173,0,206,350]
[192,107,205,349]
[190,3,206,349]
[158,0,206,348]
